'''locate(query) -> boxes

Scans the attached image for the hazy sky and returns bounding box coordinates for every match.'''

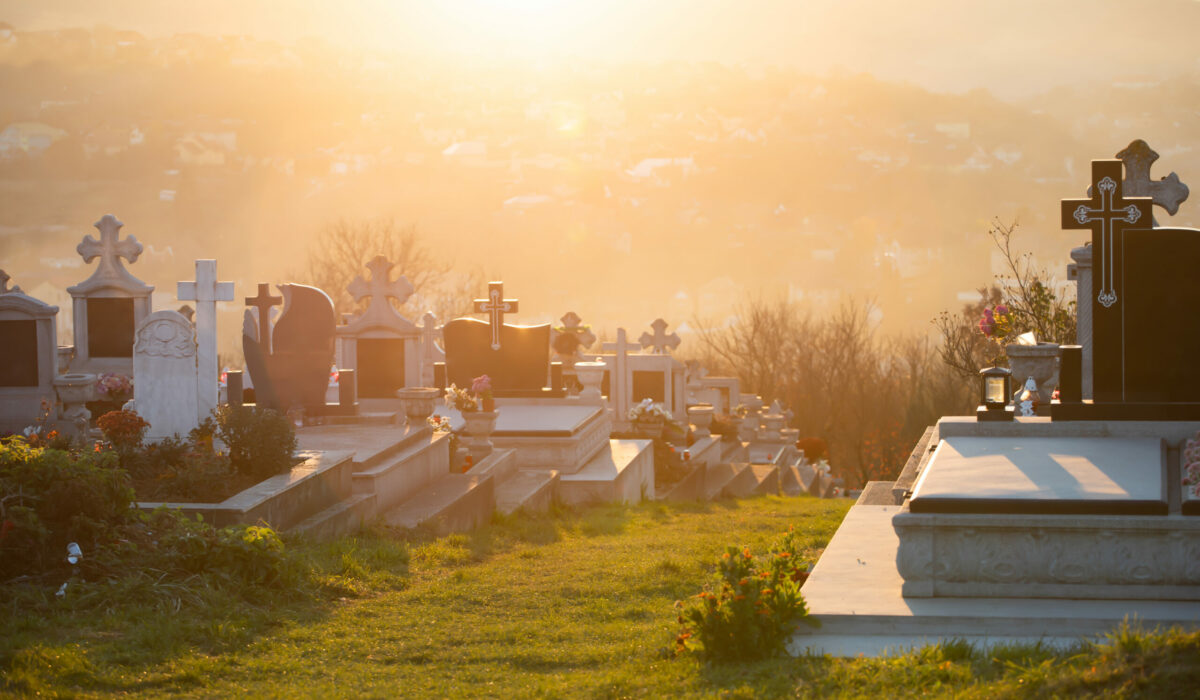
[4,0,1200,98]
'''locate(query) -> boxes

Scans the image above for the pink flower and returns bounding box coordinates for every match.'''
[978,315,995,337]
[995,304,1010,316]
[471,374,492,395]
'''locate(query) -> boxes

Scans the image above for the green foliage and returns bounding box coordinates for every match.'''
[677,535,816,663]
[0,437,135,580]
[204,405,297,480]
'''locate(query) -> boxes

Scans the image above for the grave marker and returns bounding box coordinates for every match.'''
[336,256,420,399]
[177,260,234,418]
[638,318,680,354]
[132,310,199,440]
[473,281,519,351]
[244,284,282,354]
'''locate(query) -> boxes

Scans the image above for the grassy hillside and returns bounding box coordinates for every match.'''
[3,495,1198,698]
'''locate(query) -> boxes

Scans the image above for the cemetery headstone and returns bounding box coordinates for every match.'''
[638,317,681,354]
[336,255,419,399]
[443,282,557,395]
[243,283,337,413]
[1055,156,1200,419]
[131,310,198,440]
[0,270,60,433]
[66,215,154,375]
[419,311,445,387]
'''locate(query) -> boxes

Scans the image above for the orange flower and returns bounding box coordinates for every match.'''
[738,578,748,586]
[742,548,751,558]
[734,594,746,601]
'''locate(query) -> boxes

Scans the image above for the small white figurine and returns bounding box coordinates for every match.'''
[1016,376,1039,417]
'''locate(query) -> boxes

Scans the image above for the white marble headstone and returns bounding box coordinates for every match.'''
[132,310,198,440]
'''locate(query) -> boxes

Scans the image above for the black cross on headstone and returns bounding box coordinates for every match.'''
[473,282,519,351]
[245,283,282,354]
[1062,160,1152,309]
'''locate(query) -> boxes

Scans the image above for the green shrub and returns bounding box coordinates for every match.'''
[203,405,297,481]
[676,541,816,662]
[0,438,135,580]
[148,509,296,588]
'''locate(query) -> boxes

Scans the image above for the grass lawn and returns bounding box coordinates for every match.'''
[3,494,1199,698]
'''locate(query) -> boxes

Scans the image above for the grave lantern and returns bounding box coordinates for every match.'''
[976,366,1014,421]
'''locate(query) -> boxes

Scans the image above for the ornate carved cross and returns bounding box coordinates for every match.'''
[77,214,143,277]
[244,283,282,354]
[1062,160,1152,309]
[557,311,597,350]
[1115,139,1189,226]
[639,318,681,354]
[0,269,20,294]
[473,281,519,351]
[348,255,415,313]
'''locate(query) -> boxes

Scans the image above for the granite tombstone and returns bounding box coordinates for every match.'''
[243,283,337,412]
[1054,157,1200,419]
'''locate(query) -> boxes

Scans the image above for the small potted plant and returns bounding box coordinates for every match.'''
[628,398,671,439]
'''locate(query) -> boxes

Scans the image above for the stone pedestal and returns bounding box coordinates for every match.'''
[1069,244,1093,400]
[54,372,96,435]
[574,361,605,405]
[463,410,498,463]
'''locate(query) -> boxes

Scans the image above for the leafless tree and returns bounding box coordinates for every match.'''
[301,218,484,323]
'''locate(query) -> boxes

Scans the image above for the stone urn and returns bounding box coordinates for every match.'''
[573,361,606,405]
[53,372,96,435]
[687,403,715,438]
[1005,343,1060,405]
[463,409,498,463]
[737,414,757,442]
[396,387,440,429]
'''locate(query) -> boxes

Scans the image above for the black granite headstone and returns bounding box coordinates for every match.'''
[442,318,551,394]
[243,283,336,412]
[0,319,38,387]
[1055,159,1200,419]
[632,370,666,404]
[1059,346,1082,404]
[87,297,135,358]
[357,338,405,399]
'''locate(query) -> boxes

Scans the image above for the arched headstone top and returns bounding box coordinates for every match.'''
[0,270,58,318]
[134,310,196,359]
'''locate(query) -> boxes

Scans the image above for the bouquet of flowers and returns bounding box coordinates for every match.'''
[96,373,133,402]
[628,398,671,423]
[444,375,495,413]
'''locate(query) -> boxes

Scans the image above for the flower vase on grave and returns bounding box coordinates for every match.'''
[53,373,96,435]
[481,396,495,412]
[687,404,715,438]
[464,409,498,463]
[1004,343,1060,407]
[396,387,440,429]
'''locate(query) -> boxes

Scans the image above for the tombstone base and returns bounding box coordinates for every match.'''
[1052,400,1200,421]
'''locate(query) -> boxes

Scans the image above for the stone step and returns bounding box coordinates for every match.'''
[720,440,749,464]
[780,464,804,495]
[288,493,376,540]
[656,462,707,502]
[382,473,495,535]
[559,439,655,506]
[722,463,778,498]
[703,462,746,500]
[352,431,451,513]
[495,469,559,515]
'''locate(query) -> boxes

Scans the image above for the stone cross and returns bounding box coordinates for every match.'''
[0,269,20,294]
[244,283,282,354]
[1115,139,1189,226]
[77,214,143,279]
[639,318,681,354]
[1062,160,1151,309]
[556,311,597,351]
[602,327,632,420]
[178,260,235,418]
[348,255,415,314]
[473,281,519,351]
